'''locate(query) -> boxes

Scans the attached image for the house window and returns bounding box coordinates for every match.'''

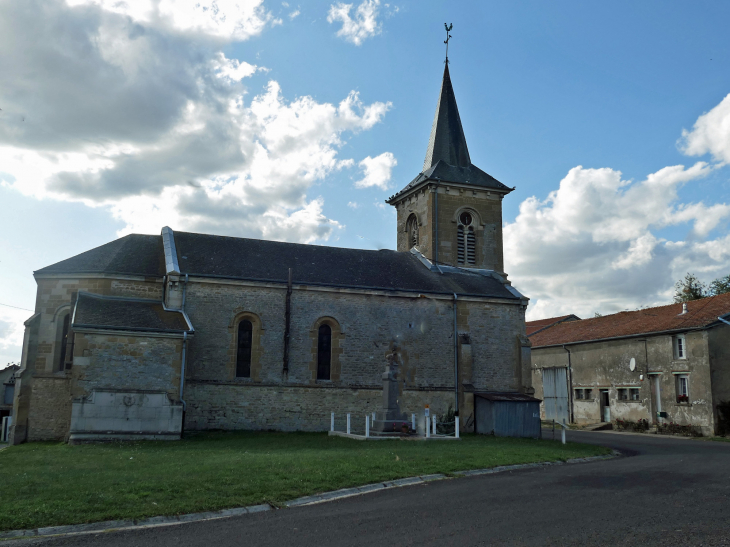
[618,388,628,401]
[317,324,332,380]
[630,388,640,401]
[457,211,476,265]
[584,389,592,400]
[236,320,253,378]
[3,385,13,405]
[575,388,584,400]
[676,375,689,403]
[58,314,70,372]
[673,334,687,360]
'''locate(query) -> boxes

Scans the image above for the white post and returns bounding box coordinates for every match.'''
[455,417,460,438]
[432,415,437,436]
[372,412,376,424]
[365,416,370,438]
[561,427,566,445]
[331,412,335,432]
[425,413,430,438]
[411,413,416,431]
[347,413,351,435]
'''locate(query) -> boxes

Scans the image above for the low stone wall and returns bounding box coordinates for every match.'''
[185,382,456,432]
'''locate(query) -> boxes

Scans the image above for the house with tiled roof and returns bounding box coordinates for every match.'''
[528,293,730,436]
[9,63,533,445]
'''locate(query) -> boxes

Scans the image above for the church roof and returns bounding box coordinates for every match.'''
[35,234,164,277]
[72,292,191,334]
[387,65,512,204]
[36,230,522,301]
[172,231,519,299]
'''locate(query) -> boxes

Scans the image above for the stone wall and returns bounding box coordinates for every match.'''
[71,332,183,400]
[531,330,717,434]
[394,185,505,272]
[27,376,72,441]
[184,280,526,431]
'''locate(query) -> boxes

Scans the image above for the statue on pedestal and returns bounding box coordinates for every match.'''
[373,343,409,433]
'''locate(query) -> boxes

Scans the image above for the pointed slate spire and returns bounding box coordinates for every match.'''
[422,64,471,171]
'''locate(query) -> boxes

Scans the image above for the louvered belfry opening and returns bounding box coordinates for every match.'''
[458,211,476,266]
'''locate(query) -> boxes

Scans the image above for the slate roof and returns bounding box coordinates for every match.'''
[35,235,164,277]
[386,65,512,203]
[173,231,520,299]
[72,292,190,333]
[526,314,581,336]
[530,293,730,348]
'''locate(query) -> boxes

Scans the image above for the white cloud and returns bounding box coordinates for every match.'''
[505,155,730,320]
[347,201,360,208]
[679,93,730,165]
[354,152,397,189]
[0,308,27,368]
[0,0,391,244]
[327,0,381,46]
[289,9,300,19]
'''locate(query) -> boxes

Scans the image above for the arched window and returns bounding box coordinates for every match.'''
[317,324,332,380]
[58,314,70,372]
[236,320,253,378]
[457,211,476,265]
[407,215,419,249]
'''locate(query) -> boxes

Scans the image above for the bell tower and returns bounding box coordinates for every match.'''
[386,62,513,274]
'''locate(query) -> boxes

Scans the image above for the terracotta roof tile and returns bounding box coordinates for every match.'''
[530,293,730,347]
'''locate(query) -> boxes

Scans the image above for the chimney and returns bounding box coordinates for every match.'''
[681,302,688,315]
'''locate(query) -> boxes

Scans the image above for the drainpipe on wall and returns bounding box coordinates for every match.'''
[453,293,459,420]
[562,345,574,424]
[283,268,292,374]
[179,274,189,437]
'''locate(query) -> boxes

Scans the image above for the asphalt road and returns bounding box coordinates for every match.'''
[14,431,730,546]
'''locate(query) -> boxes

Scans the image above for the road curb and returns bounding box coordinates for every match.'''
[0,452,618,543]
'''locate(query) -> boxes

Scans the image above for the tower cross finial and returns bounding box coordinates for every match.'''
[444,23,453,64]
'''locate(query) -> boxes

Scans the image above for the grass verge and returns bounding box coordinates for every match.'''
[0,431,609,532]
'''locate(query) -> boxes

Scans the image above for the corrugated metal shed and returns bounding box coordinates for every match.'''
[474,392,542,439]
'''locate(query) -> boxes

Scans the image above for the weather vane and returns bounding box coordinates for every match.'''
[444,23,453,64]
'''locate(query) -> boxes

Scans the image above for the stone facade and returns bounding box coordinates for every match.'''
[531,324,730,436]
[394,187,506,273]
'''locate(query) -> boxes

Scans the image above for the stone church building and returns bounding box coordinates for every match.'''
[9,65,532,444]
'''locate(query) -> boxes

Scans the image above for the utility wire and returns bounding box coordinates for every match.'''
[0,302,33,312]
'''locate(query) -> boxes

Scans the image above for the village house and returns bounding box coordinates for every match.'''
[9,64,532,445]
[529,294,730,436]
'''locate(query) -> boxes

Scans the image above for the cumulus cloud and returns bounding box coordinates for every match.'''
[679,93,730,165]
[354,152,397,189]
[0,309,26,368]
[327,0,382,45]
[0,0,392,243]
[505,158,730,320]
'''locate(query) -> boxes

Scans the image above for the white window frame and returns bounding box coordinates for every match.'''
[673,334,687,360]
[676,374,689,402]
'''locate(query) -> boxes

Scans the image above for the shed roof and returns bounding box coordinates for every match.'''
[530,293,730,348]
[72,292,190,334]
[475,392,542,403]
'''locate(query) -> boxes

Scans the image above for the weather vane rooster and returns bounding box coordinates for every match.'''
[444,23,453,64]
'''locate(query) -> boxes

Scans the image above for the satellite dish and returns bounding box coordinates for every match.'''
[629,358,636,372]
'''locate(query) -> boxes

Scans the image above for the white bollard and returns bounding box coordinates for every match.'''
[561,427,566,445]
[365,416,370,438]
[455,417,460,438]
[347,413,351,435]
[432,415,437,436]
[331,412,335,432]
[411,413,416,431]
[425,413,430,438]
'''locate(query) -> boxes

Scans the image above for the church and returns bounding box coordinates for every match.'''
[9,64,532,444]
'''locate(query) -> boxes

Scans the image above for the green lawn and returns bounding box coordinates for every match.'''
[0,431,609,532]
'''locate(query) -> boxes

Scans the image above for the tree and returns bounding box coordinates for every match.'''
[709,274,730,296]
[674,273,707,303]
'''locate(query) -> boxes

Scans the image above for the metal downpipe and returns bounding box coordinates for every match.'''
[453,293,459,419]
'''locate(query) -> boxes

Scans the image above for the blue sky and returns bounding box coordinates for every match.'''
[1,0,729,366]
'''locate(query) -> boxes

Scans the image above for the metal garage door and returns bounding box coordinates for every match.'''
[542,367,569,425]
